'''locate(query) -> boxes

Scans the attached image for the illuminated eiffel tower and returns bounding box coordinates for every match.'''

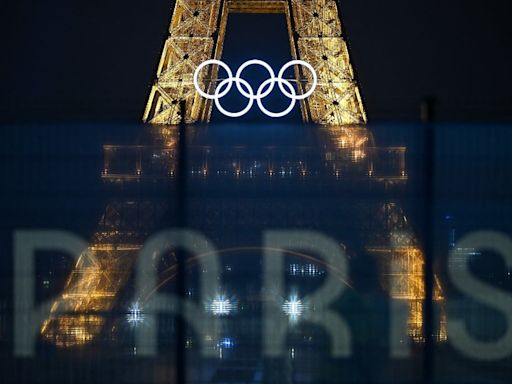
[143,0,367,125]
[41,0,447,350]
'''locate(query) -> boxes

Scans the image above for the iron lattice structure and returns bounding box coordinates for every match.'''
[41,126,448,347]
[143,0,367,125]
[366,203,448,343]
[41,200,168,346]
[41,1,447,348]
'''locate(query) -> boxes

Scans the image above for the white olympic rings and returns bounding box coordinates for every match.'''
[193,59,317,118]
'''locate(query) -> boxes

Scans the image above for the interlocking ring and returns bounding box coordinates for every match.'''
[215,77,254,118]
[193,59,234,99]
[193,59,317,118]
[257,78,296,118]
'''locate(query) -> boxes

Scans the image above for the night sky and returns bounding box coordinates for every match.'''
[2,0,512,123]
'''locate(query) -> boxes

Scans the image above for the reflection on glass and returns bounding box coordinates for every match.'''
[41,127,177,347]
[40,123,446,352]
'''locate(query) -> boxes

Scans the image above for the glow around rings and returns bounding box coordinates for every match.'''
[193,59,317,118]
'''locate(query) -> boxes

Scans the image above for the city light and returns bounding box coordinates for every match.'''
[289,263,324,277]
[218,337,235,349]
[127,302,144,326]
[207,295,234,316]
[282,295,304,322]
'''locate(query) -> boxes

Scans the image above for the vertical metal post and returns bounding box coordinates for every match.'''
[175,100,188,384]
[422,96,436,384]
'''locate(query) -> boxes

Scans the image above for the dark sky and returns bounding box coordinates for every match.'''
[2,0,512,123]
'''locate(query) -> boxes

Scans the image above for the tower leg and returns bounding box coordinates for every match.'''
[144,0,367,125]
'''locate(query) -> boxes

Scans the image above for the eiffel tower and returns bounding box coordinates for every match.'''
[143,0,367,125]
[40,0,447,352]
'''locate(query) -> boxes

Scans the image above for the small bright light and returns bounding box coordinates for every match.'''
[127,302,144,326]
[282,295,304,321]
[218,337,235,349]
[208,295,234,316]
[289,263,322,277]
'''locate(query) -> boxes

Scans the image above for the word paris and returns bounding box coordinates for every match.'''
[13,230,512,361]
[193,59,317,118]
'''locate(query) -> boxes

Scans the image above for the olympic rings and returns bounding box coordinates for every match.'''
[235,59,276,99]
[193,60,233,100]
[193,59,317,118]
[278,60,317,100]
[215,77,254,118]
[257,78,296,118]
